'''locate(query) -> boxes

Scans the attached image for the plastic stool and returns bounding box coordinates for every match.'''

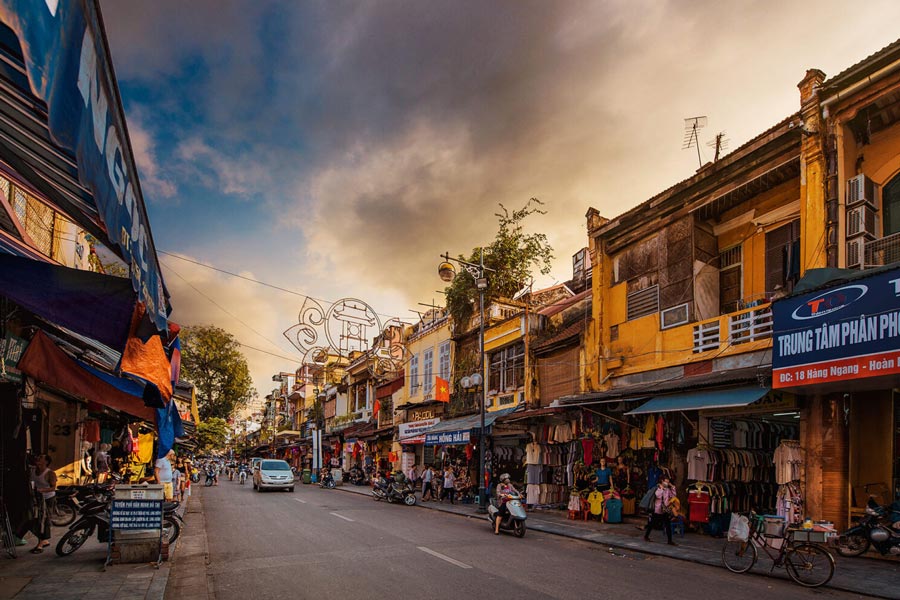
[670,516,686,537]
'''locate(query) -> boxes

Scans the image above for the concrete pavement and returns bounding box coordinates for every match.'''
[333,480,899,599]
[195,476,875,600]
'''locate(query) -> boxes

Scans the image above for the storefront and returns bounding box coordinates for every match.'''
[773,266,900,527]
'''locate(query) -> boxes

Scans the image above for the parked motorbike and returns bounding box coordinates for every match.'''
[837,498,900,557]
[319,470,336,489]
[348,467,368,486]
[487,491,527,538]
[372,476,389,501]
[205,470,216,487]
[373,475,416,506]
[51,483,115,527]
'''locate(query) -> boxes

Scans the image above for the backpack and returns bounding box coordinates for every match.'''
[639,487,656,512]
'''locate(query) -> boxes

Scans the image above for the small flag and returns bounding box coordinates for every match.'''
[373,398,381,415]
[435,376,450,402]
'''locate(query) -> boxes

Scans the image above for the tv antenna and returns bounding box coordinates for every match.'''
[707,131,729,162]
[682,116,708,168]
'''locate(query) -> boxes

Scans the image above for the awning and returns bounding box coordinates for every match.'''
[0,253,136,350]
[625,386,770,416]
[17,330,154,421]
[423,407,518,446]
[274,430,302,437]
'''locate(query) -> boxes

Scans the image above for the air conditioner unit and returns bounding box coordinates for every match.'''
[846,205,878,238]
[846,237,866,268]
[846,174,876,209]
[660,302,691,330]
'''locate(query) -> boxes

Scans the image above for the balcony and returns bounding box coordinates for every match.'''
[864,233,900,267]
[692,303,772,354]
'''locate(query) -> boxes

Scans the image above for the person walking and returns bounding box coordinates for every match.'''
[441,466,456,504]
[155,449,176,501]
[95,443,111,483]
[407,464,419,491]
[643,475,677,545]
[16,454,56,553]
[421,466,434,501]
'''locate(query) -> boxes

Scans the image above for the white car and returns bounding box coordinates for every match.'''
[253,459,295,492]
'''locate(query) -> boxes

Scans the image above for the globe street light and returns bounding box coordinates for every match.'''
[438,249,494,512]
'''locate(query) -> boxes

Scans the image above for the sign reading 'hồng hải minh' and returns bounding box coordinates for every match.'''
[772,268,900,388]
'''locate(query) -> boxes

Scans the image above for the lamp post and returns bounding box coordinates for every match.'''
[438,249,494,512]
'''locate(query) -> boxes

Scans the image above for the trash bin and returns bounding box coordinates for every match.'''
[301,469,312,484]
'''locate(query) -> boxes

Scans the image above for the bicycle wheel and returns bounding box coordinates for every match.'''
[785,544,835,588]
[722,539,757,573]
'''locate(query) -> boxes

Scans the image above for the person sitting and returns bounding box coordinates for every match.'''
[493,473,519,534]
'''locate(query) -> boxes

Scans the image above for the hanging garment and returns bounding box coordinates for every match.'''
[604,433,620,458]
[83,420,101,443]
[587,491,604,516]
[655,416,665,451]
[135,432,154,464]
[581,438,594,465]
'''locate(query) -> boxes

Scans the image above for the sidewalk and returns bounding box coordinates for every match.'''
[0,496,191,600]
[332,482,900,599]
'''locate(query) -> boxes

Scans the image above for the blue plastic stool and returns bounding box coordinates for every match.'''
[670,516,686,537]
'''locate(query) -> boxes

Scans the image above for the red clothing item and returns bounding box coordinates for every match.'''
[655,416,665,451]
[582,438,594,465]
[83,420,100,443]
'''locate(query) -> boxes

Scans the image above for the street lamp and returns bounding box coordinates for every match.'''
[438,249,494,512]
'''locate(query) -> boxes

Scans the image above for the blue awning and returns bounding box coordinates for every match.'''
[625,386,770,415]
[422,407,518,446]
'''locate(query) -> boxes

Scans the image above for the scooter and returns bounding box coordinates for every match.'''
[387,479,417,506]
[372,476,389,501]
[487,491,527,538]
[239,470,247,485]
[205,470,216,487]
[837,498,900,556]
[55,497,112,556]
[319,470,336,489]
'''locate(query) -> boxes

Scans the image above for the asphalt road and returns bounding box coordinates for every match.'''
[200,481,871,600]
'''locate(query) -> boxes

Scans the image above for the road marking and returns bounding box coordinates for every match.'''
[330,512,354,522]
[417,546,472,569]
[294,498,307,504]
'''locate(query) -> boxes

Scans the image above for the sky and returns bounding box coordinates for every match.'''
[97,0,900,402]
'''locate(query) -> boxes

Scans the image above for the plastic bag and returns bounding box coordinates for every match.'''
[727,513,750,542]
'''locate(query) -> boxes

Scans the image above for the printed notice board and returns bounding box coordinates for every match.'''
[110,499,163,530]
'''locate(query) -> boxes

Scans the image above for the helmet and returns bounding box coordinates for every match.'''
[499,473,511,483]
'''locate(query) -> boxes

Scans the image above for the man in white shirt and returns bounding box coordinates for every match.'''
[155,449,176,500]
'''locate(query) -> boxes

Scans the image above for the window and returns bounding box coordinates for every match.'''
[438,341,451,380]
[883,175,900,237]
[423,348,434,393]
[626,285,659,320]
[765,220,801,295]
[488,342,525,392]
[719,245,742,314]
[409,353,420,395]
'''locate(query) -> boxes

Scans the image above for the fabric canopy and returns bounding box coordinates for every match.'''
[625,386,770,416]
[17,330,154,421]
[422,407,519,435]
[0,253,136,350]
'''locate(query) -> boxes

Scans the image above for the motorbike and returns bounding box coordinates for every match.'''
[319,470,336,489]
[239,470,247,485]
[837,498,900,556]
[205,470,216,487]
[51,483,116,527]
[487,490,527,538]
[373,475,416,506]
[348,467,368,486]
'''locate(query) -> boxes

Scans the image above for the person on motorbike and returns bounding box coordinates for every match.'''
[493,473,519,535]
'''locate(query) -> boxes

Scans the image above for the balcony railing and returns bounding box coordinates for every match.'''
[865,233,900,267]
[692,303,772,353]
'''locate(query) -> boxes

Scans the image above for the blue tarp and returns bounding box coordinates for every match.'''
[0,0,169,331]
[625,386,770,415]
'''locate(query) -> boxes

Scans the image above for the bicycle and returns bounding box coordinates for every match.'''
[722,512,835,588]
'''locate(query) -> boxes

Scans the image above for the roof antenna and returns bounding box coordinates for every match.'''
[707,131,729,162]
[683,116,707,168]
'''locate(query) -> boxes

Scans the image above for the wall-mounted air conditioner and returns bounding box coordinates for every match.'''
[660,302,691,330]
[846,237,866,269]
[846,174,876,209]
[846,205,878,238]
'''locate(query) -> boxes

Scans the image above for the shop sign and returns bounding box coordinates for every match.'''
[773,268,900,388]
[1,334,27,382]
[425,430,469,446]
[398,418,440,443]
[409,407,437,421]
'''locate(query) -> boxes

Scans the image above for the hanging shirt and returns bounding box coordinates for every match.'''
[594,467,612,486]
[604,433,620,458]
[655,417,665,451]
[686,448,710,481]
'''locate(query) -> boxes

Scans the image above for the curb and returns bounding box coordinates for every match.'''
[331,484,895,599]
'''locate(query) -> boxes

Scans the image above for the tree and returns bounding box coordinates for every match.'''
[180,325,256,421]
[446,199,554,329]
[197,417,229,452]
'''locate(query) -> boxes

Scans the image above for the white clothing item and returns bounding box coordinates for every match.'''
[525,442,542,465]
[686,448,710,481]
[155,457,174,483]
[32,467,55,500]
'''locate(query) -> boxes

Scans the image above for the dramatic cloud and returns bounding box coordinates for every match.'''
[100,0,900,393]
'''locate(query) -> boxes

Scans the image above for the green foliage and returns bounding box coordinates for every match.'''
[446,199,554,329]
[180,325,256,421]
[197,417,229,452]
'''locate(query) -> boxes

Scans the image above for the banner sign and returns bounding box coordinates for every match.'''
[398,418,440,442]
[0,0,168,331]
[425,430,470,446]
[773,268,900,388]
[110,499,163,530]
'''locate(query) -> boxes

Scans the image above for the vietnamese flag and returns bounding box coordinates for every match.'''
[373,398,381,415]
[435,376,450,403]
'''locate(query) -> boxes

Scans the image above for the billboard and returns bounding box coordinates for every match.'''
[772,268,900,388]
